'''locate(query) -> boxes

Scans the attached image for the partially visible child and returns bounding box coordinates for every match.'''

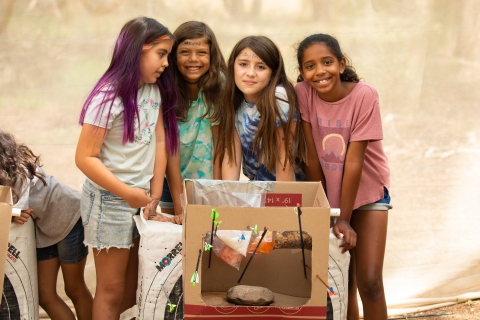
[295,33,391,320]
[158,21,226,218]
[217,35,306,181]
[0,131,93,320]
[75,17,178,319]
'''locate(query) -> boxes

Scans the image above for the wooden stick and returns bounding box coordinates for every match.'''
[315,274,330,290]
[305,263,331,292]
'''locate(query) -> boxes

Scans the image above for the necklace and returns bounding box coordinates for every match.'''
[185,80,199,85]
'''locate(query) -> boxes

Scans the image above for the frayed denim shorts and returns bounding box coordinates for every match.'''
[356,187,393,211]
[81,179,140,251]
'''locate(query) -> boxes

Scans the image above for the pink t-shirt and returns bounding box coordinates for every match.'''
[295,81,390,209]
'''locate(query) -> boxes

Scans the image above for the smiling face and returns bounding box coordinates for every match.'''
[139,39,173,87]
[234,47,272,103]
[176,37,210,83]
[299,42,346,101]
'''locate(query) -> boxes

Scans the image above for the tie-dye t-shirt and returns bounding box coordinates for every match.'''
[235,86,305,181]
[178,89,215,179]
[83,83,161,191]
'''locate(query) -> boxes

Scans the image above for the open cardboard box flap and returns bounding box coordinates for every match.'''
[182,180,331,319]
[0,186,14,297]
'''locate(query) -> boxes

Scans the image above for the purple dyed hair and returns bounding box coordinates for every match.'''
[79,17,179,154]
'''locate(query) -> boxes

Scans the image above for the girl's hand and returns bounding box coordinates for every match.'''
[125,187,152,208]
[333,219,357,253]
[149,214,170,222]
[148,213,183,225]
[143,198,160,220]
[12,207,34,225]
[169,214,183,225]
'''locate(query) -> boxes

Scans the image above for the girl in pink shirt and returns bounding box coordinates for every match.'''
[295,34,391,320]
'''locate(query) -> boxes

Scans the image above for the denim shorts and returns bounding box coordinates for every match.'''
[160,176,174,209]
[356,187,393,211]
[36,218,89,264]
[81,179,140,250]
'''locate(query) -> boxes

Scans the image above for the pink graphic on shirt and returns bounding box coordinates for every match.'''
[321,134,346,163]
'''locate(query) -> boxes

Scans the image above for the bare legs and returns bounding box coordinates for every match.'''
[347,210,388,320]
[38,258,76,320]
[91,240,139,320]
[61,257,93,320]
[37,257,93,320]
[120,237,140,314]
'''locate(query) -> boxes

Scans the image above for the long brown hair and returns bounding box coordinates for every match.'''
[172,21,226,121]
[216,36,306,172]
[0,131,46,202]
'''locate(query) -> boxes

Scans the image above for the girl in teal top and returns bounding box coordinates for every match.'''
[157,21,226,219]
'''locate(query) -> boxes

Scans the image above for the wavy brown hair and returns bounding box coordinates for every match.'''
[172,21,226,121]
[0,131,46,202]
[216,36,306,172]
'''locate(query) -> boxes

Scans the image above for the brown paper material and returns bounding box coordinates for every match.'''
[182,180,331,319]
[0,186,14,297]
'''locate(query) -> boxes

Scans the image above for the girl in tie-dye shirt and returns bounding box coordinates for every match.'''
[217,36,306,182]
[158,21,226,218]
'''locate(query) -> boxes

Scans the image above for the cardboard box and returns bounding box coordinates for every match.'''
[0,186,14,297]
[182,180,331,319]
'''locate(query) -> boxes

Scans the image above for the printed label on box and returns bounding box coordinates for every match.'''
[265,193,302,207]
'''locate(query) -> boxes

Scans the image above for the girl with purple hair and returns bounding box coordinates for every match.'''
[75,17,179,319]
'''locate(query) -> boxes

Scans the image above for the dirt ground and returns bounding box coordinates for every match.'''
[389,299,480,320]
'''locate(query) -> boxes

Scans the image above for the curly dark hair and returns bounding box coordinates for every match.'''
[296,33,359,83]
[0,131,45,202]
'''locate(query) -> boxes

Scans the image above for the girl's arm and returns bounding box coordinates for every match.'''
[143,109,167,219]
[301,120,326,186]
[212,125,222,180]
[165,150,184,216]
[334,140,367,252]
[275,124,295,181]
[221,130,242,180]
[75,124,151,208]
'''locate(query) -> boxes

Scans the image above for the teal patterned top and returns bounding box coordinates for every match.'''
[178,89,215,179]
